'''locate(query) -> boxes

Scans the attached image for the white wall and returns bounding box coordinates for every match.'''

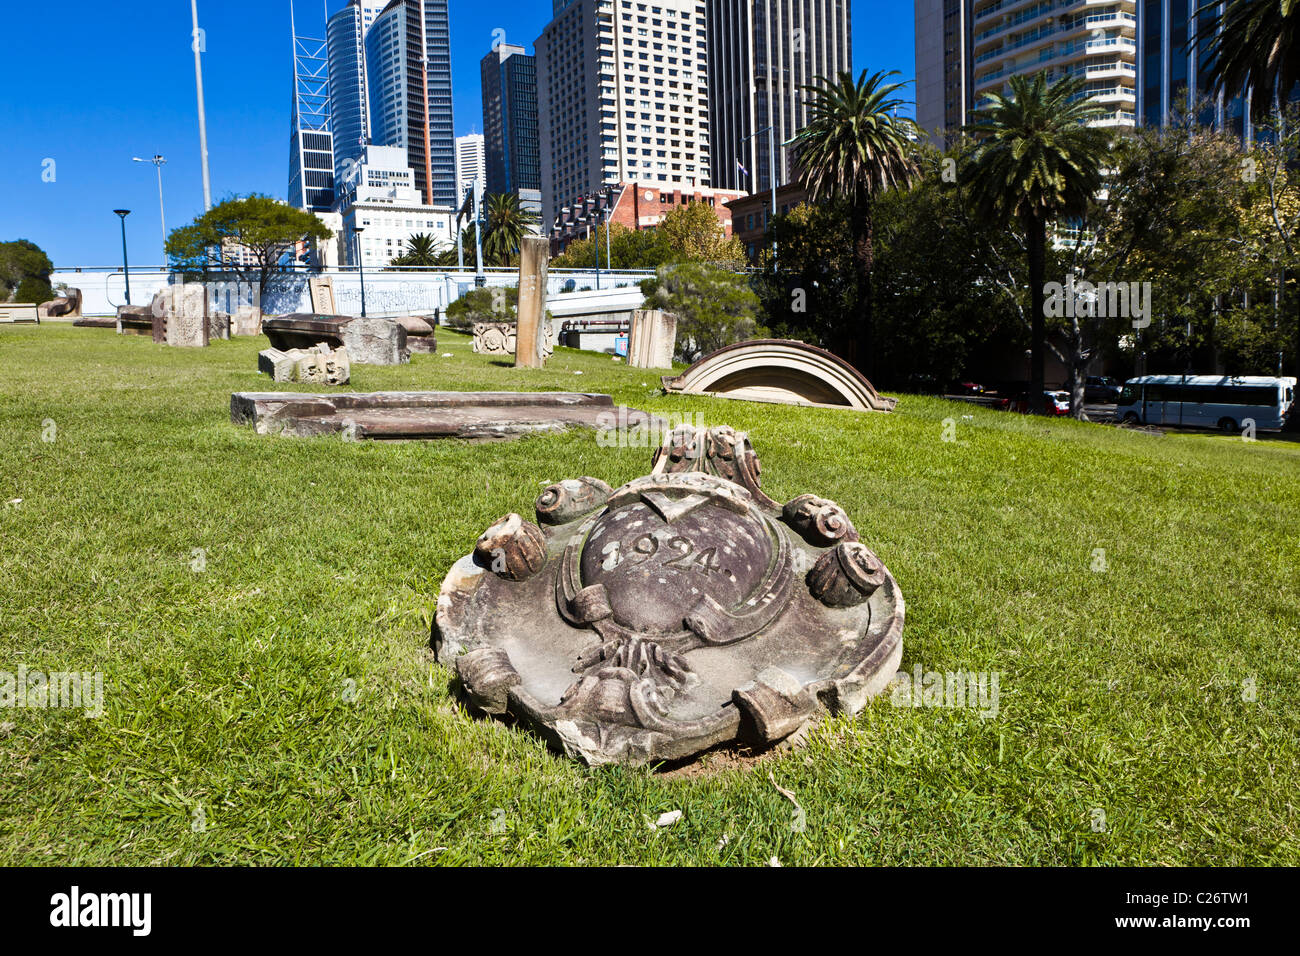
[50,268,655,319]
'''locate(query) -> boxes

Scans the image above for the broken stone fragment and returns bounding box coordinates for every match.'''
[474,513,547,581]
[455,647,521,715]
[733,667,817,744]
[807,541,887,607]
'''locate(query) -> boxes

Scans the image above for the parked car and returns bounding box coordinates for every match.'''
[1084,376,1123,403]
[999,390,1070,415]
[951,380,986,396]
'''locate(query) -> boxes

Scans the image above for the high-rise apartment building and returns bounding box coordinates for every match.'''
[915,0,1139,144]
[364,0,456,208]
[455,133,486,205]
[535,0,718,230]
[707,0,852,194]
[327,1,370,185]
[481,42,542,208]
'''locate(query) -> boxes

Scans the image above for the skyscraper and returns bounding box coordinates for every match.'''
[364,0,456,208]
[327,1,370,186]
[288,3,335,213]
[536,0,718,229]
[915,0,1139,145]
[481,42,541,204]
[1138,0,1250,139]
[455,133,486,205]
[707,0,852,194]
[423,0,457,208]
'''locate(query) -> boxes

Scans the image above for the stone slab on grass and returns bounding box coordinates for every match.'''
[231,390,658,441]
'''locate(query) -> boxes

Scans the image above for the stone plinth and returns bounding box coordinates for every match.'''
[627,309,677,369]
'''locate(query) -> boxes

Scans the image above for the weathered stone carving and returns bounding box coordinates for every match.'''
[435,425,905,766]
[472,320,557,359]
[662,339,898,413]
[233,305,263,336]
[782,494,858,546]
[651,423,775,508]
[258,344,351,385]
[390,315,437,353]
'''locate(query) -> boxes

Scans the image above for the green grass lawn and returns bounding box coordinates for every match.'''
[1,324,1297,866]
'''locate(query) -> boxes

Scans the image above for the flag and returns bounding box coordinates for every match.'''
[737,160,750,178]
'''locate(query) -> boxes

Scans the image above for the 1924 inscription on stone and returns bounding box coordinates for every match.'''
[434,424,905,766]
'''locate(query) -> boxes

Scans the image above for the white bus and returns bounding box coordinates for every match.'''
[1115,375,1296,432]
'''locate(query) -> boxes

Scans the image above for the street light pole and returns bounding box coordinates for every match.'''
[114,210,132,305]
[133,155,167,266]
[191,0,212,211]
[473,178,485,288]
[353,226,368,318]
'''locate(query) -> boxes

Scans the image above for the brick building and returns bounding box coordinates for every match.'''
[551,180,745,253]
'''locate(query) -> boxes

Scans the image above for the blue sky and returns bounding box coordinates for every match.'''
[0,0,914,268]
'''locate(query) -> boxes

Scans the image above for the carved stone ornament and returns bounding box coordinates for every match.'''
[435,425,905,766]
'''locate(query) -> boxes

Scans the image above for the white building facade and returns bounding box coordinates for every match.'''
[455,132,487,204]
[336,145,455,268]
[535,0,714,231]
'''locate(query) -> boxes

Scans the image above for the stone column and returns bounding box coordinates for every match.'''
[515,236,550,369]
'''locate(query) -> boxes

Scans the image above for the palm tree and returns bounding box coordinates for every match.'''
[1197,0,1300,122]
[963,73,1111,414]
[791,70,919,377]
[482,192,539,266]
[393,233,440,268]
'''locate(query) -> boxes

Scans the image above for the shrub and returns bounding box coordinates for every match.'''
[640,262,759,362]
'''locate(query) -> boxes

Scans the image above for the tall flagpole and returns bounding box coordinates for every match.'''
[192,0,212,211]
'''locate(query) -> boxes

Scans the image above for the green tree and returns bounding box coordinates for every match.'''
[1197,0,1300,122]
[963,73,1111,413]
[392,233,442,268]
[872,147,1026,390]
[1082,115,1268,388]
[640,262,759,362]
[551,223,674,270]
[789,70,920,377]
[0,239,54,303]
[165,194,332,296]
[482,193,540,266]
[754,202,856,347]
[655,200,745,263]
